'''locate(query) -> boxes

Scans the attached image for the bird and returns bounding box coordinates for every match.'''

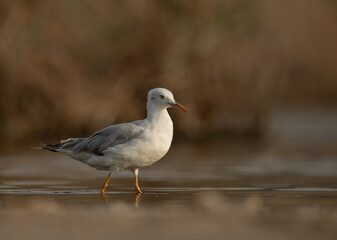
[42,88,187,196]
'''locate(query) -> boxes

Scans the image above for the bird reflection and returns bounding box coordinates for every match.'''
[135,193,142,207]
[100,191,143,207]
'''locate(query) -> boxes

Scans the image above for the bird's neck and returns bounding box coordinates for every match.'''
[146,104,171,124]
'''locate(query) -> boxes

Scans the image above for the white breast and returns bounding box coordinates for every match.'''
[103,110,174,170]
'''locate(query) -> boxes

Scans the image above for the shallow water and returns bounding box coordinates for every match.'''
[0,143,337,239]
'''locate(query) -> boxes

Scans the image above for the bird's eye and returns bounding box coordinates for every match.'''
[160,95,165,99]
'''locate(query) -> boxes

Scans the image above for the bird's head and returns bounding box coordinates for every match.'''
[147,88,187,113]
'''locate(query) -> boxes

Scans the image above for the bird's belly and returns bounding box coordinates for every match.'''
[103,133,172,170]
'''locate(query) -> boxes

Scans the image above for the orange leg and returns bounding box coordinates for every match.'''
[101,173,112,194]
[134,169,142,194]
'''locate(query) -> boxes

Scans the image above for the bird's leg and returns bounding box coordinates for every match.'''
[101,173,112,195]
[133,169,142,194]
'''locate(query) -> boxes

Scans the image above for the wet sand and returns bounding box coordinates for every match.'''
[1,143,337,240]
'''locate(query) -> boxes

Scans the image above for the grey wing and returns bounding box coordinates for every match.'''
[62,123,143,155]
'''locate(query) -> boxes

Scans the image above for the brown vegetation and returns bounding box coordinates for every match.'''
[0,0,336,145]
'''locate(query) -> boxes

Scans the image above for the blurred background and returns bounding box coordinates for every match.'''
[1,2,337,239]
[0,0,337,147]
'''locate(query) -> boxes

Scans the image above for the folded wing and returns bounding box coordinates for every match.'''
[61,123,144,155]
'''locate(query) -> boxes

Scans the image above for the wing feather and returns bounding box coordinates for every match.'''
[68,123,143,155]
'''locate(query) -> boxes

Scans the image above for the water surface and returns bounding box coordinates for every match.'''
[0,143,336,239]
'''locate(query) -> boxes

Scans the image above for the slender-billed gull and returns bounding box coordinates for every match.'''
[42,88,187,195]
